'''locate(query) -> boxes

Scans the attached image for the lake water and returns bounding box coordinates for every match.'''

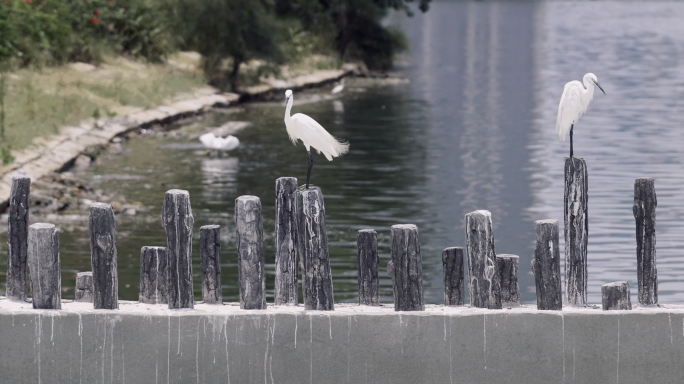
[3,1,684,305]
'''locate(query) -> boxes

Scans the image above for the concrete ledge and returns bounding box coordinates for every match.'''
[1,298,682,384]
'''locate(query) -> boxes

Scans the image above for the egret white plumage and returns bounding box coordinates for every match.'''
[556,73,605,158]
[199,132,240,151]
[331,79,345,94]
[284,89,349,189]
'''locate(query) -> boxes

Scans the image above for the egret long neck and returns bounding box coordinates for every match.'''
[285,97,294,125]
[582,77,595,101]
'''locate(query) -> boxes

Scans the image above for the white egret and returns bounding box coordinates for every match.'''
[284,89,349,189]
[199,132,240,151]
[555,73,605,158]
[331,79,345,94]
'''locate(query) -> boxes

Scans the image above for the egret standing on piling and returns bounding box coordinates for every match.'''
[555,73,605,158]
[284,89,349,189]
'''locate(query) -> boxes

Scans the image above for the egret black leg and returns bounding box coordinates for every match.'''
[570,124,574,158]
[305,151,314,189]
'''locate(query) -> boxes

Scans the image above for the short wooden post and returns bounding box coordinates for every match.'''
[75,272,94,303]
[295,187,334,310]
[387,224,424,311]
[162,189,195,309]
[6,176,30,301]
[633,177,657,305]
[565,157,588,306]
[464,210,501,309]
[27,223,61,309]
[357,229,379,306]
[139,246,168,304]
[497,254,520,306]
[200,225,222,304]
[442,247,464,306]
[235,196,266,309]
[89,203,118,310]
[274,177,298,305]
[532,219,562,310]
[601,281,632,310]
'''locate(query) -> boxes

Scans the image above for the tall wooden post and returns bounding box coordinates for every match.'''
[633,177,657,305]
[602,281,632,310]
[274,177,298,305]
[139,246,168,304]
[464,210,501,309]
[387,224,424,311]
[442,247,464,306]
[75,272,94,303]
[200,225,222,304]
[497,254,520,306]
[357,229,379,306]
[89,203,118,309]
[296,187,334,311]
[162,189,194,309]
[564,157,588,306]
[27,223,61,309]
[6,176,30,301]
[235,196,266,309]
[532,219,562,310]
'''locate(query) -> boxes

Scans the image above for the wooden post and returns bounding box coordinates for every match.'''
[89,203,118,310]
[357,229,379,306]
[6,176,30,301]
[633,177,657,305]
[139,246,168,304]
[162,189,195,309]
[464,210,501,309]
[200,225,222,304]
[532,219,562,310]
[274,177,298,305]
[75,272,94,303]
[497,254,520,306]
[295,187,334,311]
[235,196,266,309]
[442,247,464,306]
[27,223,61,309]
[387,224,424,311]
[564,157,588,306]
[601,281,632,310]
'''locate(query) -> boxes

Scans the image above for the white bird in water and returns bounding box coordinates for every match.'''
[331,78,345,94]
[199,132,240,151]
[284,89,349,189]
[556,73,605,158]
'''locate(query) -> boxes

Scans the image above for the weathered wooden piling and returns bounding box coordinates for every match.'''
[565,157,588,306]
[139,246,168,304]
[235,196,266,310]
[601,281,632,310]
[497,254,520,306]
[89,203,118,310]
[6,176,30,301]
[75,272,94,303]
[357,229,379,306]
[633,177,657,305]
[27,223,61,309]
[162,189,195,309]
[464,210,501,309]
[200,225,222,304]
[295,187,334,311]
[387,224,424,311]
[274,177,298,305]
[532,219,562,310]
[442,247,464,306]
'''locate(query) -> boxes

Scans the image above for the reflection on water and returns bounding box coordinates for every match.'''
[2,2,684,305]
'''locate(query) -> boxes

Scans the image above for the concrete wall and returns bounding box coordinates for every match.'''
[1,298,683,384]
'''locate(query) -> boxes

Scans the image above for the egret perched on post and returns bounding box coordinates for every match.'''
[284,89,349,189]
[555,73,605,158]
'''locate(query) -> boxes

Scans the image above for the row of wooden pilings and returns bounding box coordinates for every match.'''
[4,157,657,311]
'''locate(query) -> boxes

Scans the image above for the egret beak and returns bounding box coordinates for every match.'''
[594,81,606,95]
